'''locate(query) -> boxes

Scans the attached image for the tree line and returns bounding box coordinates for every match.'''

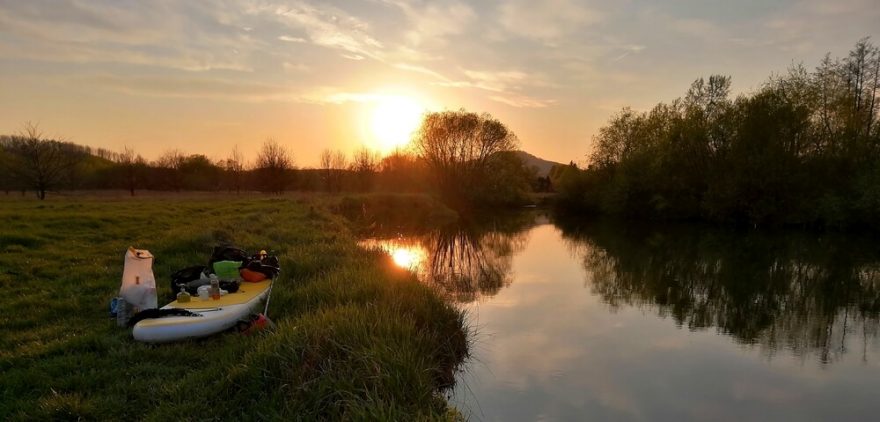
[555,38,880,230]
[0,127,302,197]
[1,110,535,208]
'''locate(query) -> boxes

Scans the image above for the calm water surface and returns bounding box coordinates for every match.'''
[361,214,880,421]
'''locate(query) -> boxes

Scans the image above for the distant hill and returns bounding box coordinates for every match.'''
[514,151,563,177]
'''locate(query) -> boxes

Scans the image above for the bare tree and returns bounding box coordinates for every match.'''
[255,138,294,193]
[350,147,379,191]
[224,145,246,194]
[156,149,185,191]
[117,146,146,196]
[320,148,333,192]
[319,148,347,192]
[5,122,81,200]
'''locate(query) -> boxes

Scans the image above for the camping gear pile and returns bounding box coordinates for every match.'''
[169,246,280,298]
[112,245,281,342]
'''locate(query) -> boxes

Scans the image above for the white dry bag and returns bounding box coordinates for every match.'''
[119,247,158,310]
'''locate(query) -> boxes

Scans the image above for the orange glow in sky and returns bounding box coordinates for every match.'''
[367,94,426,153]
[0,1,876,166]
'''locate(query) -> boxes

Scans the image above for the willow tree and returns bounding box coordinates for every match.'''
[413,109,519,207]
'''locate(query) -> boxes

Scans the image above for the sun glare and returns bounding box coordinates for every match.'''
[390,247,422,269]
[358,239,426,271]
[369,95,424,153]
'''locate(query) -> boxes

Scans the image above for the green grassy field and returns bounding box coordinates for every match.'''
[0,193,468,420]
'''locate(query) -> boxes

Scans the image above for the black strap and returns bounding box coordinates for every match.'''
[128,308,203,327]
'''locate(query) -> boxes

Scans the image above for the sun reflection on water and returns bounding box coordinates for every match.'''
[360,239,427,271]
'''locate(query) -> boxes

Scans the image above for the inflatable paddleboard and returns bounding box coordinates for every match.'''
[132,280,271,343]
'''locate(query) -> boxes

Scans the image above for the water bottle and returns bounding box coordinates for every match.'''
[210,274,221,300]
[116,299,130,327]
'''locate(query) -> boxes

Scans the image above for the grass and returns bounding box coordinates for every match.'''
[0,193,469,420]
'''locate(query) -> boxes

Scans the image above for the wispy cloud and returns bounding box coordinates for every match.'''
[498,0,603,43]
[299,88,385,105]
[81,74,299,102]
[258,1,385,61]
[278,35,307,43]
[381,0,476,46]
[0,0,260,71]
[489,94,556,108]
[282,62,310,72]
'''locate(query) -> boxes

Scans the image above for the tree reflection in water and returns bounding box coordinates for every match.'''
[423,226,528,302]
[557,218,880,364]
[361,214,532,303]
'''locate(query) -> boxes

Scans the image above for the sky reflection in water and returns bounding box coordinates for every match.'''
[362,216,880,421]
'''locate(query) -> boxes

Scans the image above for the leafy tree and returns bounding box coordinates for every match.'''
[567,39,880,229]
[413,109,520,207]
[179,154,220,190]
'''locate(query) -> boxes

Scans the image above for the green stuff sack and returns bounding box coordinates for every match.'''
[213,260,242,280]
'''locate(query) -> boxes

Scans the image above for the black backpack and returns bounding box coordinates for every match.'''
[170,265,208,295]
[244,253,281,279]
[208,246,250,270]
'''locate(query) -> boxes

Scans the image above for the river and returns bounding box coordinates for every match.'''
[360,213,880,421]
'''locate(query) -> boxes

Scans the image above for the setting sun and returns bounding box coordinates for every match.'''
[369,95,425,153]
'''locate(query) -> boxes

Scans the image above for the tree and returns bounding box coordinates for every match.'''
[0,141,15,194]
[255,138,294,194]
[350,147,379,191]
[413,109,519,207]
[569,39,880,228]
[179,154,221,190]
[4,122,82,200]
[117,146,146,196]
[377,150,427,192]
[156,149,185,191]
[319,149,347,192]
[223,145,246,194]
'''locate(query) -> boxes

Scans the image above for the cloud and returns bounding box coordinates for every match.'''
[278,35,307,43]
[498,0,602,43]
[382,0,476,46]
[282,62,310,72]
[0,0,259,71]
[489,94,556,108]
[81,74,299,102]
[393,63,451,81]
[258,1,385,60]
[428,66,558,108]
[300,88,384,105]
[610,44,647,62]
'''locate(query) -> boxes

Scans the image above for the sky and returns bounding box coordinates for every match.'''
[0,0,877,166]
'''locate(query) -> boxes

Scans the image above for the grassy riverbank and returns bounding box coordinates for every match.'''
[0,193,468,420]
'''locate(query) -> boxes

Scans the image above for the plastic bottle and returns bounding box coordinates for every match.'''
[210,274,221,300]
[116,299,130,327]
[198,285,210,301]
